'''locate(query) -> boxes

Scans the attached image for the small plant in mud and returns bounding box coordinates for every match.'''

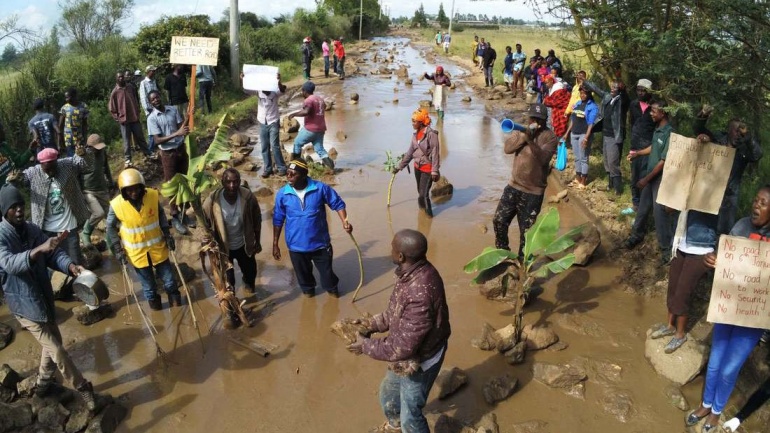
[383,151,405,207]
[161,114,253,329]
[464,208,584,341]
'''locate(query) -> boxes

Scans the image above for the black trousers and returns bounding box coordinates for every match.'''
[289,245,339,294]
[493,185,545,257]
[415,170,433,215]
[630,154,649,207]
[630,177,678,253]
[226,246,257,289]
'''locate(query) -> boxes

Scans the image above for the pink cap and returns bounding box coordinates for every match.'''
[37,148,58,163]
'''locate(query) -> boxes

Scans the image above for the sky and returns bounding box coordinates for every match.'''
[0,0,546,40]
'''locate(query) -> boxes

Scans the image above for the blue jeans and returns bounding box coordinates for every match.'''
[570,133,592,176]
[379,349,445,433]
[324,56,330,77]
[44,229,81,265]
[198,80,213,113]
[702,323,763,414]
[260,121,286,175]
[134,259,179,301]
[293,128,328,158]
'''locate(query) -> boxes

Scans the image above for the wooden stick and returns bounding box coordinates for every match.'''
[227,336,277,357]
[122,265,165,357]
[386,172,396,207]
[349,232,366,303]
[171,251,206,354]
[188,65,197,132]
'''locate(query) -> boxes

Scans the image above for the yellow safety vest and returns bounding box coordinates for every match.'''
[110,188,168,268]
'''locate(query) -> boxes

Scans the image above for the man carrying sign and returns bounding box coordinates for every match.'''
[686,186,770,432]
[240,71,288,178]
[694,106,763,235]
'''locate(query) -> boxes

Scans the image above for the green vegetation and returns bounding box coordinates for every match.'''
[465,208,582,339]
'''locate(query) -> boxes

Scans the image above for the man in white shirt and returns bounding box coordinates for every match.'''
[257,73,288,178]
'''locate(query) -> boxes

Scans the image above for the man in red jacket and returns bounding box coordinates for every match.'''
[347,229,451,433]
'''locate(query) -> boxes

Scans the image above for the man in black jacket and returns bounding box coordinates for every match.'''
[482,43,497,87]
[627,78,655,210]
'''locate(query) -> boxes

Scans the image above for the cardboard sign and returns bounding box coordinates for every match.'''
[657,133,735,214]
[432,84,445,109]
[708,235,770,329]
[242,65,280,92]
[169,36,220,66]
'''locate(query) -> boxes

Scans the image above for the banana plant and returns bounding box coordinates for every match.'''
[383,151,405,207]
[160,114,252,329]
[464,208,585,341]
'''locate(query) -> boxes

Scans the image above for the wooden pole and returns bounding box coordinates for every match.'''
[230,0,240,90]
[188,65,197,132]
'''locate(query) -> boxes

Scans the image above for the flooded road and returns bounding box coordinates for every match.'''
[0,37,691,432]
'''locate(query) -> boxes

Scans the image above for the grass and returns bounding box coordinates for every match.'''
[0,69,21,90]
[421,26,587,85]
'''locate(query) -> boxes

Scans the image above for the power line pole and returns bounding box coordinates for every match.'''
[448,0,456,35]
[359,0,363,40]
[230,0,240,89]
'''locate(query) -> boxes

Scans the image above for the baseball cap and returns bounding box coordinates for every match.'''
[637,79,652,90]
[145,65,157,72]
[134,69,142,76]
[302,81,316,94]
[528,103,548,120]
[87,133,106,150]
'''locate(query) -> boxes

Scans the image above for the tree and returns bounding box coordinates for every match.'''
[1,44,18,65]
[411,3,428,28]
[58,0,134,52]
[437,3,449,27]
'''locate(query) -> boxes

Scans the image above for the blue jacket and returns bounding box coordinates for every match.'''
[685,210,719,249]
[0,219,72,323]
[273,179,346,253]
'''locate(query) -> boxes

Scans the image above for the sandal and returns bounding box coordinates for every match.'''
[665,335,688,354]
[567,178,579,187]
[650,324,676,339]
[686,409,708,427]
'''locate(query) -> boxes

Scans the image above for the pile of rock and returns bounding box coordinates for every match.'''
[0,364,125,433]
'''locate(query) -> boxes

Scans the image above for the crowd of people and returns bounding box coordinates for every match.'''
[0,32,768,433]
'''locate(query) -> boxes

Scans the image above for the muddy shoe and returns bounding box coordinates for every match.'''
[34,377,55,398]
[302,289,316,298]
[650,324,676,339]
[76,381,96,411]
[148,297,162,311]
[169,293,182,307]
[369,422,401,433]
[623,236,642,250]
[328,289,340,298]
[664,335,688,354]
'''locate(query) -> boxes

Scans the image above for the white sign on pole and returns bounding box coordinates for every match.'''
[169,36,220,66]
[242,65,280,92]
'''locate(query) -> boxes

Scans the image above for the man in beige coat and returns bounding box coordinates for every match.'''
[202,168,262,294]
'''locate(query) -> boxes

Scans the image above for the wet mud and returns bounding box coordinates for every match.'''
[0,37,700,432]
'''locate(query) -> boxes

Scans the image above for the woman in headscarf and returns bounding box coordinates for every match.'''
[391,109,441,217]
[423,66,451,120]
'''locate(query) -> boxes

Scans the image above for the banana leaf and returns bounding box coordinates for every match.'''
[464,247,517,274]
[542,223,588,256]
[530,253,576,278]
[523,207,560,264]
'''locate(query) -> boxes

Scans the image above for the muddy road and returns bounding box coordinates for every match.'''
[0,37,693,432]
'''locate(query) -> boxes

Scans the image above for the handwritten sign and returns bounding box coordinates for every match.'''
[169,36,219,66]
[708,235,770,329]
[242,65,280,92]
[657,133,735,214]
[432,84,445,109]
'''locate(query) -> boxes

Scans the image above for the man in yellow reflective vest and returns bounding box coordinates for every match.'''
[106,168,181,310]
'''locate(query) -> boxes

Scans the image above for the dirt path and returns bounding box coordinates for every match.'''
[0,34,706,433]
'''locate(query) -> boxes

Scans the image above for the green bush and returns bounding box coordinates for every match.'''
[87,99,121,144]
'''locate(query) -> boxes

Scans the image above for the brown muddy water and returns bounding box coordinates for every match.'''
[0,38,693,432]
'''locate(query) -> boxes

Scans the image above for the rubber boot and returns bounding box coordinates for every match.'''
[485,78,489,87]
[80,221,93,246]
[438,110,444,120]
[612,175,623,196]
[289,153,301,162]
[322,157,335,170]
[489,78,494,86]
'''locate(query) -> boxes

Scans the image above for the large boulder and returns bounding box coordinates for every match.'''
[431,177,454,198]
[0,401,33,432]
[281,117,300,133]
[0,323,12,351]
[470,323,500,351]
[0,365,20,391]
[599,388,635,423]
[85,403,127,433]
[644,328,708,385]
[435,367,468,399]
[571,223,601,266]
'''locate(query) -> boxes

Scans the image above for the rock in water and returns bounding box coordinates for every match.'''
[328,147,338,158]
[38,402,69,428]
[505,342,527,365]
[254,187,273,198]
[16,375,37,398]
[73,303,113,326]
[599,388,635,423]
[511,420,548,433]
[419,100,432,108]
[664,385,690,411]
[461,96,472,102]
[476,413,499,433]
[85,403,127,433]
[431,414,476,433]
[522,324,559,350]
[81,244,103,270]
[532,362,587,389]
[0,364,19,390]
[281,117,300,133]
[229,133,250,146]
[431,176,453,198]
[350,93,360,102]
[405,78,413,85]
[435,367,468,399]
[0,401,33,431]
[0,386,13,403]
[279,131,291,143]
[644,328,707,385]
[471,323,500,351]
[482,374,518,404]
[571,223,601,266]
[335,131,347,141]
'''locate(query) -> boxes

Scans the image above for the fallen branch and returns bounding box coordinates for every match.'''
[349,232,365,303]
[227,335,278,357]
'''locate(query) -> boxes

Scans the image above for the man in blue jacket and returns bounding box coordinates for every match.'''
[0,185,96,410]
[272,160,352,298]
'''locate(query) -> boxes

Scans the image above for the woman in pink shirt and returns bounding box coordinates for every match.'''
[322,39,330,78]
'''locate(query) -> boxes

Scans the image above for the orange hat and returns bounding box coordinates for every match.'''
[411,108,431,126]
[436,65,444,74]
